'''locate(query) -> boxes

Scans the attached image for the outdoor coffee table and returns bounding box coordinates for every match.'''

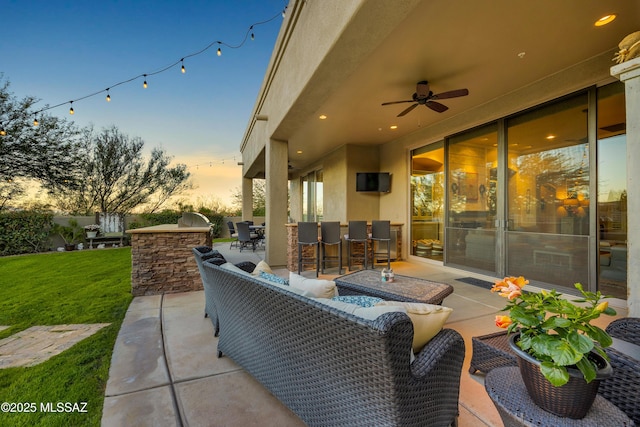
[334,269,453,305]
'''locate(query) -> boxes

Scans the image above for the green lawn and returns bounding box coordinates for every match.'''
[0,248,133,427]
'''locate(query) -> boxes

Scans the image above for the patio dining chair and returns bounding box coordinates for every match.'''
[236,221,259,252]
[227,221,239,249]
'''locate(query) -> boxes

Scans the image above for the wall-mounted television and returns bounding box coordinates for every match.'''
[356,172,391,193]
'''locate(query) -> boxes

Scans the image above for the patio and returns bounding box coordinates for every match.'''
[102,242,628,426]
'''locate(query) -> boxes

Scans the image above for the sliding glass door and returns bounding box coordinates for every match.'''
[411,142,444,260]
[445,124,499,274]
[504,92,590,288]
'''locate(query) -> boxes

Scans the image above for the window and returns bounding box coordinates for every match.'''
[302,170,323,221]
[411,142,444,260]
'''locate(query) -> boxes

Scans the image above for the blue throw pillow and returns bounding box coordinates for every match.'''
[259,271,289,286]
[332,295,383,308]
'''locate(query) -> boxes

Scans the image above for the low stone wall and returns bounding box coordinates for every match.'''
[128,224,211,296]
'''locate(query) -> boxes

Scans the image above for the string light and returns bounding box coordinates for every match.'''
[69,101,74,115]
[188,155,238,170]
[0,128,6,136]
[33,117,39,127]
[24,8,286,119]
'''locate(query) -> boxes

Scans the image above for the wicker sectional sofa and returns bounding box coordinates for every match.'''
[192,246,256,336]
[198,255,465,426]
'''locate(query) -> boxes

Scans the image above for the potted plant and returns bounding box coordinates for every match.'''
[84,224,101,239]
[492,276,616,418]
[52,219,85,251]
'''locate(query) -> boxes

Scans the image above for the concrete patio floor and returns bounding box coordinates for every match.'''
[102,242,628,426]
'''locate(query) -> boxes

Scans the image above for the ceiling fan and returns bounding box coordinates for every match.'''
[381,80,469,117]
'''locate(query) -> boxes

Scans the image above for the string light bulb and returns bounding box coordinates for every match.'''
[0,128,6,136]
[19,8,282,118]
[69,101,74,115]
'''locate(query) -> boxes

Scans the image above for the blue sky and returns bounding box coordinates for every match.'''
[2,0,285,205]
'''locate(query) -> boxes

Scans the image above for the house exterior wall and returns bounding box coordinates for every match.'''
[378,51,618,259]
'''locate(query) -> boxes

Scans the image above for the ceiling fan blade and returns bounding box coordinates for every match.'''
[381,100,414,106]
[432,88,469,99]
[416,80,430,97]
[426,101,449,113]
[397,103,419,117]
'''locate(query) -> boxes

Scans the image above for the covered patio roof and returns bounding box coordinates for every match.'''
[241,0,638,178]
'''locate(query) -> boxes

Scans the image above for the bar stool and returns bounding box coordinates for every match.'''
[370,220,391,269]
[297,222,320,277]
[344,220,368,270]
[320,221,342,275]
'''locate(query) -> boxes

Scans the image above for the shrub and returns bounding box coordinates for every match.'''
[128,210,183,229]
[0,210,54,255]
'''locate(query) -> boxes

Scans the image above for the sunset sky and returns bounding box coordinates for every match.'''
[2,0,285,206]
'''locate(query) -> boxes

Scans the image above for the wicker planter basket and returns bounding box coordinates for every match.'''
[509,333,612,419]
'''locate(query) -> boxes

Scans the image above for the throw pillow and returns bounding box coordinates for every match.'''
[219,262,252,276]
[376,301,453,353]
[315,298,405,320]
[332,295,383,307]
[259,271,289,286]
[289,272,338,298]
[252,260,274,276]
[352,305,407,321]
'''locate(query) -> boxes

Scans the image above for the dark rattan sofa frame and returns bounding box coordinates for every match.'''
[192,246,256,336]
[199,259,466,427]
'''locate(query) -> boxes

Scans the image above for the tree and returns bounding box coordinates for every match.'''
[0,77,83,207]
[231,179,266,216]
[52,126,192,214]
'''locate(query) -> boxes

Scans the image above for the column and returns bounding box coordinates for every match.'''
[265,139,289,267]
[241,177,254,222]
[611,56,640,316]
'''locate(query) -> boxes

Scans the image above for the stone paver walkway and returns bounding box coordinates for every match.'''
[0,326,8,332]
[0,324,110,368]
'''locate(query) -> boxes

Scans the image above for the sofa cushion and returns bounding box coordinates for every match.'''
[252,260,274,276]
[316,298,406,319]
[259,271,289,286]
[289,272,338,298]
[220,262,252,276]
[332,295,383,307]
[376,301,452,352]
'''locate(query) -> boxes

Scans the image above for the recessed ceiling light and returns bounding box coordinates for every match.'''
[318,114,327,120]
[595,14,616,26]
[296,150,303,154]
[546,135,556,140]
[390,125,398,130]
